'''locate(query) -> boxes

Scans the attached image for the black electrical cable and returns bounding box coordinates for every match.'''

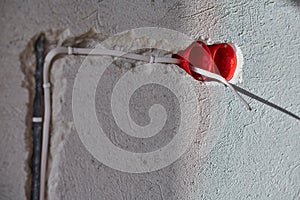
[230,83,300,121]
[31,33,45,200]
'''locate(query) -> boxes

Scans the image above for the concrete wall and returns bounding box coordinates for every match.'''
[0,0,299,199]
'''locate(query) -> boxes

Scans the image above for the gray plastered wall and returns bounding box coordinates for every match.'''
[0,0,299,199]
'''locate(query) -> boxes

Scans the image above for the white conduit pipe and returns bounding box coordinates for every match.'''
[40,47,250,200]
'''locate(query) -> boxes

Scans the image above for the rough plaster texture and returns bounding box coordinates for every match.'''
[0,0,300,200]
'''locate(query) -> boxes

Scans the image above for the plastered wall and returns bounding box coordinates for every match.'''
[0,0,299,199]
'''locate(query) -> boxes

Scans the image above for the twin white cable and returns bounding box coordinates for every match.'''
[40,47,250,200]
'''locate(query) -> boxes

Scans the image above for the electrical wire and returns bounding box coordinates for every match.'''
[40,46,250,200]
[40,47,180,200]
[190,66,252,110]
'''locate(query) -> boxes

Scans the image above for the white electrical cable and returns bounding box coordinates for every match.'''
[40,46,250,200]
[190,66,251,110]
[40,47,178,200]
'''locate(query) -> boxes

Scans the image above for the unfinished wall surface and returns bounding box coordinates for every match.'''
[0,0,299,199]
